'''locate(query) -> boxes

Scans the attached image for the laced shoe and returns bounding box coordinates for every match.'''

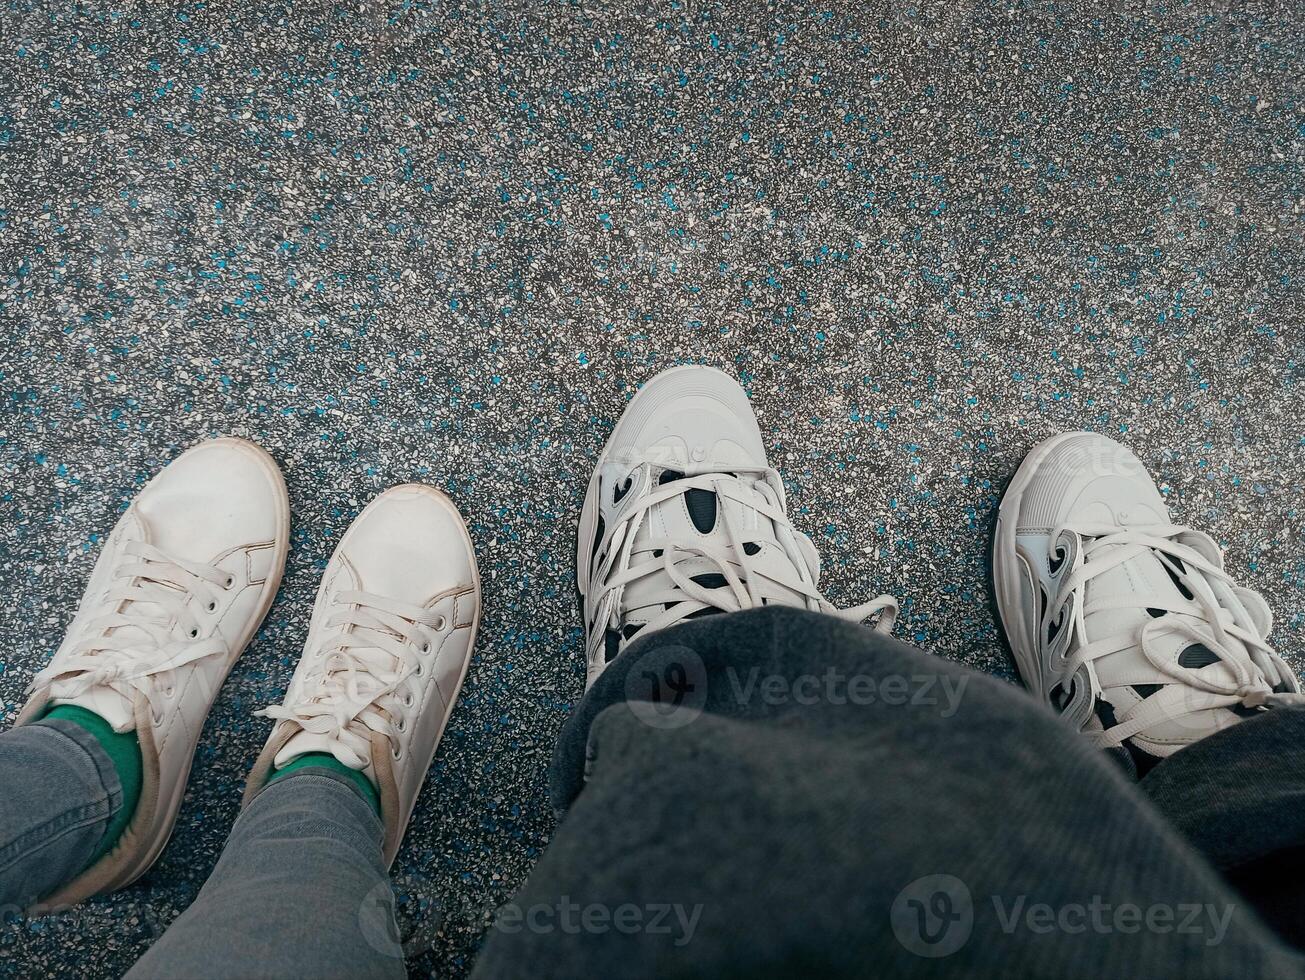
[19,438,290,905]
[993,431,1303,771]
[577,365,897,689]
[245,485,481,865]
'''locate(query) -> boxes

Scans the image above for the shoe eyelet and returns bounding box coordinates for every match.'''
[402,693,414,707]
[420,642,431,654]
[224,575,235,589]
[433,616,447,632]
[397,718,406,733]
[415,662,424,676]
[205,601,217,613]
[391,743,403,760]
[188,628,200,639]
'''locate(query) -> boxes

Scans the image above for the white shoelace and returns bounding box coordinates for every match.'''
[1046,521,1305,746]
[258,590,446,768]
[586,463,898,670]
[31,541,232,714]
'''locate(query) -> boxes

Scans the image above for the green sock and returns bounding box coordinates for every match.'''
[268,753,381,816]
[44,704,143,865]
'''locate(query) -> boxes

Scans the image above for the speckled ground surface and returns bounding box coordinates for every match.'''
[1,0,1302,975]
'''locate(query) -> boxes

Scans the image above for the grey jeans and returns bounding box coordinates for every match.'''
[0,720,404,979]
[5,607,1305,978]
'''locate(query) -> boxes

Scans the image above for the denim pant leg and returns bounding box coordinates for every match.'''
[127,771,405,980]
[0,720,120,909]
[472,606,1303,979]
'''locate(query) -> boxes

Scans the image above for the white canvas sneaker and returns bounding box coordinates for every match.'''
[244,484,481,866]
[19,438,290,906]
[577,365,898,689]
[994,431,1303,770]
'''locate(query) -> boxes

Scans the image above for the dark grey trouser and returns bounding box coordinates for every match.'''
[472,606,1305,978]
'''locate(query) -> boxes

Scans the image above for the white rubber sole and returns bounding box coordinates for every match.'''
[992,431,1093,701]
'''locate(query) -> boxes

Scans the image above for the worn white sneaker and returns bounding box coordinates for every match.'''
[19,438,290,905]
[994,431,1303,770]
[244,484,480,866]
[577,365,898,689]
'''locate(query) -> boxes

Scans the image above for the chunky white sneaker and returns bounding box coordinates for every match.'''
[244,484,481,866]
[18,438,290,905]
[994,431,1303,770]
[577,365,897,689]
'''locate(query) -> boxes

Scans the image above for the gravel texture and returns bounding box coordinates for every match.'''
[1,0,1302,976]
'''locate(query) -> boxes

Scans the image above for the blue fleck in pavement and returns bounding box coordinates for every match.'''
[1,0,1302,976]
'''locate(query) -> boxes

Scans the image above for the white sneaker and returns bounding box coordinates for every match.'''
[994,431,1303,768]
[577,365,897,689]
[244,484,481,866]
[19,438,290,905]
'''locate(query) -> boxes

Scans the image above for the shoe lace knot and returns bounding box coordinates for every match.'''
[31,540,231,707]
[1046,521,1304,745]
[257,590,445,769]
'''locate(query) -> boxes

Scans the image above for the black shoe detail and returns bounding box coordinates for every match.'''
[1049,677,1076,712]
[1095,697,1163,778]
[685,490,717,533]
[591,515,605,563]
[1163,557,1195,600]
[658,469,718,534]
[1147,607,1167,618]
[1178,644,1219,669]
[604,628,622,663]
[614,476,633,504]
[1047,606,1067,643]
[1132,683,1163,699]
[743,542,761,556]
[690,573,728,589]
[1048,546,1066,575]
